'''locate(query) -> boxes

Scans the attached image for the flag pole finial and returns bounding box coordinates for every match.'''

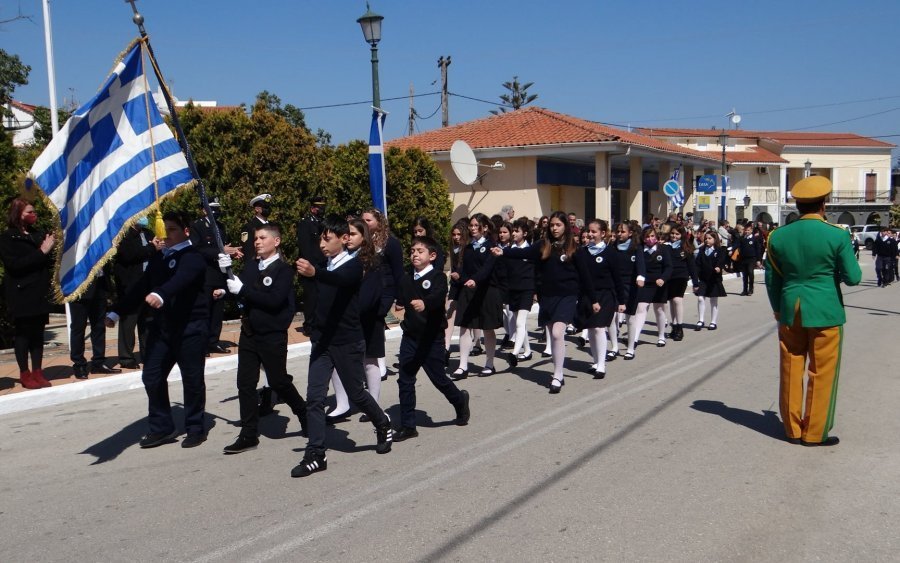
[124,0,146,36]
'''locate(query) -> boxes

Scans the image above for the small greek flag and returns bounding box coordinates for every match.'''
[668,167,685,209]
[28,40,193,300]
[368,108,388,216]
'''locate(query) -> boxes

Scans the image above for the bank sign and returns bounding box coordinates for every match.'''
[697,175,718,193]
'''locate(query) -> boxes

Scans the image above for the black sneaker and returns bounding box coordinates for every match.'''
[454,390,470,426]
[223,435,259,454]
[291,451,327,478]
[375,419,393,454]
[181,433,207,448]
[139,429,178,448]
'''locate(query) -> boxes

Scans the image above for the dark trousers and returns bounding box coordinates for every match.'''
[118,306,149,364]
[141,320,208,435]
[69,297,107,367]
[236,329,306,437]
[300,278,317,333]
[208,289,225,346]
[305,339,388,455]
[740,259,757,293]
[875,256,892,285]
[398,334,463,429]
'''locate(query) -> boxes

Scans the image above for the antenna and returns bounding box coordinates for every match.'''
[450,140,505,186]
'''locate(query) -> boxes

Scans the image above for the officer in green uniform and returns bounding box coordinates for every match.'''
[764,176,861,446]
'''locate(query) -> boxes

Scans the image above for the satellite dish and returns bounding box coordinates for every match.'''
[731,114,742,125]
[450,140,478,186]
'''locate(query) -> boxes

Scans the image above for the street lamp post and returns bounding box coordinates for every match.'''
[804,159,812,178]
[719,131,728,223]
[357,4,384,109]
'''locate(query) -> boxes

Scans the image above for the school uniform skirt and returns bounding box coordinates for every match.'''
[666,277,689,300]
[637,283,668,304]
[623,281,639,315]
[538,294,577,326]
[456,285,503,330]
[696,279,727,298]
[507,289,534,312]
[361,313,386,358]
[575,288,617,329]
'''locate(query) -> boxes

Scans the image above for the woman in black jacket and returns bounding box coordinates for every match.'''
[0,199,56,389]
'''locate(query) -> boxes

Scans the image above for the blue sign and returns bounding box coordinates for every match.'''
[697,175,718,193]
[663,180,680,196]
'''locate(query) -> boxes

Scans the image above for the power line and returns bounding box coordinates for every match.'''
[298,91,440,111]
[785,106,900,131]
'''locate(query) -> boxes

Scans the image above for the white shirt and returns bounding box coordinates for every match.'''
[327,250,353,271]
[414,264,434,280]
[258,253,280,271]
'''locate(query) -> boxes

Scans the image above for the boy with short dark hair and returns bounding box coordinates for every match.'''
[291,216,393,477]
[393,236,470,442]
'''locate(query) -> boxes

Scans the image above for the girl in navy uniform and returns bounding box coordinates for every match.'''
[665,225,698,342]
[362,209,404,379]
[412,216,445,272]
[574,220,625,378]
[608,222,645,361]
[496,222,515,350]
[504,218,536,366]
[452,213,503,378]
[694,230,727,330]
[496,211,581,393]
[445,220,468,362]
[625,226,672,359]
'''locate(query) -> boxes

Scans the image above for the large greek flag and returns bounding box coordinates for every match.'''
[28,40,193,301]
[368,108,387,215]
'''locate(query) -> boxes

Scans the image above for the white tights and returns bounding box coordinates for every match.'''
[589,327,608,371]
[329,358,381,417]
[627,302,667,353]
[549,322,567,381]
[669,297,684,325]
[458,328,496,370]
[512,309,531,356]
[697,296,719,324]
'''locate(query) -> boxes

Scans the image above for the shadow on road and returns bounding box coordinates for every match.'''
[689,400,784,439]
[419,327,771,563]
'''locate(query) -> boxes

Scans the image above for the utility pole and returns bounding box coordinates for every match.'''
[407,82,415,136]
[438,55,451,127]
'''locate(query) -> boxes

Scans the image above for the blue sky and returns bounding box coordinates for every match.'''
[4,0,900,156]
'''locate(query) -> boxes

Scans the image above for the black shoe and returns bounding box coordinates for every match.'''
[593,368,606,380]
[708,323,717,331]
[224,435,259,454]
[359,414,370,423]
[740,291,749,296]
[450,368,469,381]
[119,361,140,370]
[606,351,618,361]
[507,352,518,368]
[657,339,666,348]
[454,390,470,426]
[500,337,513,350]
[549,378,564,394]
[623,351,635,361]
[541,351,552,358]
[326,412,351,426]
[291,451,327,478]
[139,429,178,448]
[181,433,207,448]
[802,436,840,447]
[375,421,393,454]
[90,363,121,375]
[393,426,419,442]
[671,324,683,341]
[695,322,705,331]
[576,336,586,348]
[207,344,229,354]
[73,364,90,379]
[479,367,496,377]
[517,352,533,361]
[471,346,484,357]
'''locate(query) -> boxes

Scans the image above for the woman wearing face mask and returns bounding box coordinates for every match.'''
[664,225,698,342]
[495,211,582,393]
[574,220,625,379]
[625,226,672,359]
[694,230,727,330]
[0,199,56,389]
[607,222,645,360]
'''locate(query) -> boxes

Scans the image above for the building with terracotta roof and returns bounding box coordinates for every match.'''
[2,100,38,146]
[389,108,894,226]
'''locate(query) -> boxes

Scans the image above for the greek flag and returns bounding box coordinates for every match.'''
[28,41,193,300]
[667,167,685,209]
[368,108,387,215]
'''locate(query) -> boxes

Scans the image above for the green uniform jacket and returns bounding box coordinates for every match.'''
[765,214,862,327]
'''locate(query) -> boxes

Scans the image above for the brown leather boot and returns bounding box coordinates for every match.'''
[31,369,52,388]
[20,371,42,390]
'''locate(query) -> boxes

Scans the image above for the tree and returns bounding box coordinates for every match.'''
[489,75,538,115]
[0,47,30,117]
[31,106,72,146]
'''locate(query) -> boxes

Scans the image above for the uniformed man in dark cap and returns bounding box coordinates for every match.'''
[764,176,861,447]
[240,193,272,260]
[295,196,326,336]
[191,198,242,354]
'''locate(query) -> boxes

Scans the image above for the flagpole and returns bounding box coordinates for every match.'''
[124,1,232,275]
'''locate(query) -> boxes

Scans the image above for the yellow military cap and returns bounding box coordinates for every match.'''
[791,176,832,202]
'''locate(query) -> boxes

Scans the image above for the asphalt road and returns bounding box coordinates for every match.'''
[2,258,898,562]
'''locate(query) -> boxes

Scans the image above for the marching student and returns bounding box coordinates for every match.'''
[326,217,384,424]
[504,218,536,367]
[292,216,394,478]
[665,225,698,342]
[215,224,308,454]
[608,222,645,361]
[574,219,625,379]
[106,211,209,448]
[495,211,581,393]
[393,236,472,442]
[361,208,404,379]
[496,222,515,350]
[445,219,468,363]
[625,226,672,359]
[694,230,727,330]
[738,222,762,295]
[451,213,503,379]
[411,216,446,272]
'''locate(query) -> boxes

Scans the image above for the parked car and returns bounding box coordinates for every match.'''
[851,224,881,249]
